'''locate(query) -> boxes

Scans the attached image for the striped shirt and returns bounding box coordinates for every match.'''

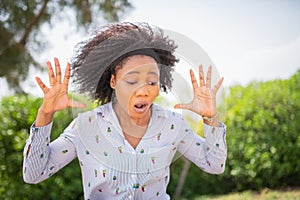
[23,102,227,199]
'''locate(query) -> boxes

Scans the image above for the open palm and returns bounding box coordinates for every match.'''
[36,58,86,114]
[174,65,223,118]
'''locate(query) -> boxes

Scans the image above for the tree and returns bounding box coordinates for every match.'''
[0,0,132,92]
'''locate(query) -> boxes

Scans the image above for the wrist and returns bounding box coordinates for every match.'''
[36,107,54,127]
[202,112,218,122]
[38,103,56,114]
[202,113,219,126]
[38,107,55,116]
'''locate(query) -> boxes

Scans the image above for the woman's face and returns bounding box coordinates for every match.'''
[110,55,160,119]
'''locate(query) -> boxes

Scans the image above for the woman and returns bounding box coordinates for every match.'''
[23,22,227,199]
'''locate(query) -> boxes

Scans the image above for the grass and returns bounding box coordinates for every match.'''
[193,188,300,200]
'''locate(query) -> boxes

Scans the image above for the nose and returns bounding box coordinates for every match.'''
[135,84,149,97]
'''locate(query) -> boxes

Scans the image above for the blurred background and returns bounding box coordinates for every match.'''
[0,0,299,199]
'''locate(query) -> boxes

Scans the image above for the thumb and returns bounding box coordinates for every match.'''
[68,99,87,109]
[174,103,192,110]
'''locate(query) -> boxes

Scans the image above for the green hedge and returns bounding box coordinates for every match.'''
[223,70,300,191]
[0,95,83,199]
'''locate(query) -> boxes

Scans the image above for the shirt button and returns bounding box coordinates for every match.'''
[131,174,136,178]
[128,195,132,199]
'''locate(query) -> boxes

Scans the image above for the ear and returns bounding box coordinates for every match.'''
[110,74,116,89]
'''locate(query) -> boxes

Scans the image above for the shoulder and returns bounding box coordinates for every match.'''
[77,102,111,123]
[151,104,190,140]
[152,103,184,122]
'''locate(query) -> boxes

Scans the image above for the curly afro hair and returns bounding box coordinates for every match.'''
[71,22,179,105]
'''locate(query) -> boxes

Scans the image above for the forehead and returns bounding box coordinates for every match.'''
[116,55,159,77]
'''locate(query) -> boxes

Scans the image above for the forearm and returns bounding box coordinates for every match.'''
[177,119,227,174]
[23,118,78,184]
[23,122,53,183]
[203,122,227,173]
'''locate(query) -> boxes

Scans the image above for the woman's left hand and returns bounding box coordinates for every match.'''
[174,65,223,122]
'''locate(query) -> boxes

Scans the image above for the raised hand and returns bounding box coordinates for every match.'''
[174,65,223,125]
[35,58,86,126]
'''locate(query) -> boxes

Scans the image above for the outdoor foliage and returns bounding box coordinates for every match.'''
[223,69,300,191]
[0,95,83,199]
[0,0,132,92]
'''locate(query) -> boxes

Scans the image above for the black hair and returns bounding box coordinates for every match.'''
[71,22,179,105]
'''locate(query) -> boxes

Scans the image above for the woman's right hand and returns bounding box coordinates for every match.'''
[35,58,86,126]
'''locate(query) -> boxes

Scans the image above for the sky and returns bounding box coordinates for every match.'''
[122,0,300,86]
[1,0,299,97]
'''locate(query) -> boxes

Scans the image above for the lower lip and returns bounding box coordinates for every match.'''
[133,104,148,114]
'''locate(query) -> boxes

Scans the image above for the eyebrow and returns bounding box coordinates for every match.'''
[125,71,159,76]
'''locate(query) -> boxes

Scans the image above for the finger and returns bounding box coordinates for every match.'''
[67,99,87,108]
[213,77,224,94]
[46,61,56,86]
[63,62,71,89]
[199,65,205,86]
[206,65,212,88]
[35,77,49,94]
[54,57,62,83]
[189,69,198,91]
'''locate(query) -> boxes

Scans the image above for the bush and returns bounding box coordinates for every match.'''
[223,70,300,191]
[0,95,83,199]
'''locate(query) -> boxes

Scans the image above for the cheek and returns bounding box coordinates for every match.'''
[115,88,131,103]
[151,86,160,98]
[115,85,137,107]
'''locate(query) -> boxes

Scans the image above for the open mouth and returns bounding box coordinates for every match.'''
[133,103,148,113]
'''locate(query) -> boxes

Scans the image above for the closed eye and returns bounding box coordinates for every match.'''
[126,81,137,85]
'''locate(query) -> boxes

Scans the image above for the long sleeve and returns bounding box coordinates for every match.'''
[177,120,227,174]
[23,119,77,184]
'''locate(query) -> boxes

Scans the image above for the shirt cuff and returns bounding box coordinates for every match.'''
[27,121,53,145]
[203,122,226,145]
